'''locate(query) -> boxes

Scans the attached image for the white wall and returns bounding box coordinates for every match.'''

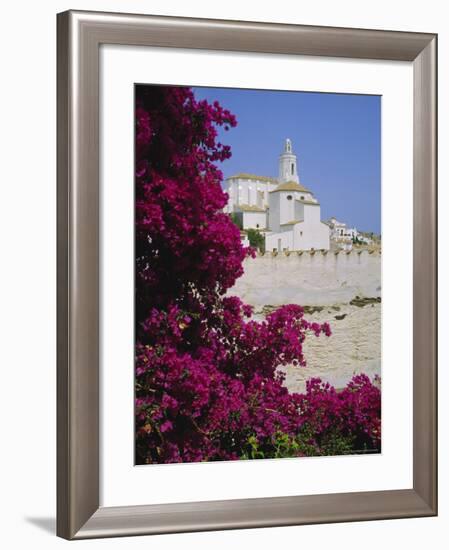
[267,201,329,251]
[279,192,295,223]
[279,151,299,182]
[268,191,281,230]
[242,211,267,229]
[294,200,305,221]
[266,229,294,251]
[0,1,447,550]
[228,178,272,210]
[223,179,233,212]
[304,203,320,224]
[293,219,330,250]
[231,251,380,307]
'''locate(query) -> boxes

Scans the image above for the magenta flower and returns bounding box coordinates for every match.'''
[134,85,380,464]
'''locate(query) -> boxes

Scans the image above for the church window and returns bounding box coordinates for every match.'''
[301,195,305,200]
[291,163,295,175]
[287,195,293,201]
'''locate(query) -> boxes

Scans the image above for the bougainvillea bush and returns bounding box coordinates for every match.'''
[135,84,381,464]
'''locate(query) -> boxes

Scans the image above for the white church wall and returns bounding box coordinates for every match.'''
[227,178,274,210]
[280,225,295,236]
[225,139,330,252]
[295,191,314,202]
[229,250,381,308]
[293,219,330,250]
[265,230,294,252]
[247,183,257,205]
[303,203,321,224]
[229,179,241,205]
[268,193,281,231]
[242,182,250,204]
[223,180,232,213]
[228,180,240,209]
[278,139,299,183]
[294,200,305,222]
[279,193,295,223]
[279,153,298,183]
[242,211,267,229]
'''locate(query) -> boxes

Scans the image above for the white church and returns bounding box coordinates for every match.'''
[224,139,330,252]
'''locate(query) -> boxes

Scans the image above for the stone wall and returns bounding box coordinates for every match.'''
[229,250,382,390]
[229,249,381,309]
[280,303,381,391]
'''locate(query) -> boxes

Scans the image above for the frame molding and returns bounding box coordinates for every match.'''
[57,10,437,540]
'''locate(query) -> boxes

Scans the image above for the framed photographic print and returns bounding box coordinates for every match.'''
[57,10,437,540]
[134,84,381,466]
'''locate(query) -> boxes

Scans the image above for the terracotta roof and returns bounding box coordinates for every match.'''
[227,173,278,184]
[270,181,312,193]
[237,204,267,213]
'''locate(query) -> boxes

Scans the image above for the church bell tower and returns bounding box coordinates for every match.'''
[278,138,299,184]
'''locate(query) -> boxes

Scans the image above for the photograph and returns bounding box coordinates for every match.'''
[0,1,440,546]
[135,84,382,465]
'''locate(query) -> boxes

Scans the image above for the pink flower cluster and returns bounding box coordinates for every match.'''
[295,375,381,453]
[134,85,380,464]
[135,86,247,312]
[135,299,334,462]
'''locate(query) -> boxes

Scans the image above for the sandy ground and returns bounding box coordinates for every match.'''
[253,301,381,393]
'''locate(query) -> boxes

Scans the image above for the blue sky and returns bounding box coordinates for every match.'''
[192,87,381,234]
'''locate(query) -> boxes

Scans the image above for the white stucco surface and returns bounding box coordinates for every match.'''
[230,250,381,308]
[242,211,267,229]
[229,251,381,390]
[279,303,381,392]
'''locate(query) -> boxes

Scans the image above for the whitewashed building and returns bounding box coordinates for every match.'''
[327,217,358,241]
[223,173,275,230]
[224,139,330,251]
[326,217,371,250]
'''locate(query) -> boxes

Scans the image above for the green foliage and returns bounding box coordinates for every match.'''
[311,428,355,456]
[246,228,265,252]
[230,212,243,230]
[241,427,355,461]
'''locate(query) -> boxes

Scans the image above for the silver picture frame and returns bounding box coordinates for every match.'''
[57,10,437,540]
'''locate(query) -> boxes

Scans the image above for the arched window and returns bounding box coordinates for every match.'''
[291,163,294,175]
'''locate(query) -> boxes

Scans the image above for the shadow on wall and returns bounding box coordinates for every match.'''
[25,517,56,534]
